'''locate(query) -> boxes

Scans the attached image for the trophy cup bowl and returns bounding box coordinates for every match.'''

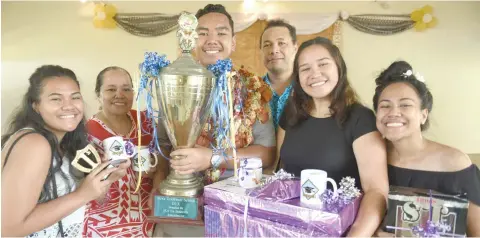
[150,12,215,226]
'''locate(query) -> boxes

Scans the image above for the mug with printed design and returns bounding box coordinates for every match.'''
[300,169,337,206]
[238,158,263,189]
[132,146,159,172]
[102,136,135,165]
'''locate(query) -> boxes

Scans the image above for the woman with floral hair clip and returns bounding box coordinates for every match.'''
[373,61,480,236]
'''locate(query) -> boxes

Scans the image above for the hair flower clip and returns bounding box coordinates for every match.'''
[402,69,425,83]
[403,69,413,77]
[414,72,425,82]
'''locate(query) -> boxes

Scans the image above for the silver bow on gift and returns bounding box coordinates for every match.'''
[259,169,296,187]
[320,176,362,213]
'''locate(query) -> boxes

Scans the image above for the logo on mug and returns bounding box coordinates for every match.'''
[133,154,147,167]
[109,141,124,156]
[302,179,319,200]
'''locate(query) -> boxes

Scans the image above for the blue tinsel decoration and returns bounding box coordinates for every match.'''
[207,59,236,160]
[137,52,171,160]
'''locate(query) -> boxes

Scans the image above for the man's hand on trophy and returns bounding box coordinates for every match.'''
[169,147,213,174]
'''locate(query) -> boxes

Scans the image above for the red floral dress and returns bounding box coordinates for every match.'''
[83,110,155,237]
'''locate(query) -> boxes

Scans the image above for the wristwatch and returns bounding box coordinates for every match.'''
[210,149,224,169]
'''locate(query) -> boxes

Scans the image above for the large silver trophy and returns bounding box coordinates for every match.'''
[152,12,215,225]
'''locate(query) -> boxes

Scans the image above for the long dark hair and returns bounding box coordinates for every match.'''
[373,61,433,131]
[1,65,88,202]
[285,37,359,128]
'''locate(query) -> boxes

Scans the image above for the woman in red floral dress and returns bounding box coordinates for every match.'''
[83,66,169,237]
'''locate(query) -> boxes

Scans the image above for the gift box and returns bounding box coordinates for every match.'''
[204,176,361,236]
[384,186,469,237]
[205,205,330,237]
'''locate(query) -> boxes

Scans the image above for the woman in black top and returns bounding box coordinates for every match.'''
[277,37,389,237]
[373,61,480,236]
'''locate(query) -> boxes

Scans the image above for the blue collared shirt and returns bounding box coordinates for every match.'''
[263,74,293,130]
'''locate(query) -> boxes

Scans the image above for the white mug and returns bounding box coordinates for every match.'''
[102,136,135,165]
[238,158,263,189]
[132,146,159,172]
[300,169,337,206]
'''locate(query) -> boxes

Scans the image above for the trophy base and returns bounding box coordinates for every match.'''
[149,191,204,226]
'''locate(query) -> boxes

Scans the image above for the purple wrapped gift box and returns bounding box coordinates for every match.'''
[205,205,330,237]
[204,176,361,236]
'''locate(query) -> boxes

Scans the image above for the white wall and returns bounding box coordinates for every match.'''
[2,1,479,153]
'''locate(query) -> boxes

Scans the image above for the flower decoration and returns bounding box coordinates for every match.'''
[93,3,117,29]
[200,65,272,185]
[402,69,426,83]
[239,66,273,124]
[403,69,413,77]
[415,72,425,83]
[198,66,272,154]
[410,5,438,31]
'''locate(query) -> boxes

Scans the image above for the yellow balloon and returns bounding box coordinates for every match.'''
[427,17,438,28]
[410,10,423,22]
[415,22,427,31]
[422,5,433,14]
[93,19,105,28]
[93,3,117,29]
[103,20,117,29]
[104,4,117,17]
[94,4,104,12]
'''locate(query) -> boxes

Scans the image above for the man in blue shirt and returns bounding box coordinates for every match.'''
[260,20,298,130]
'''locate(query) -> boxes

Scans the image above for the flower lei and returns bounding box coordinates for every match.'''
[238,66,272,127]
[198,66,272,149]
[201,66,272,184]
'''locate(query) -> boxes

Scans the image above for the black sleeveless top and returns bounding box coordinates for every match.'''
[279,104,378,189]
[388,164,480,205]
